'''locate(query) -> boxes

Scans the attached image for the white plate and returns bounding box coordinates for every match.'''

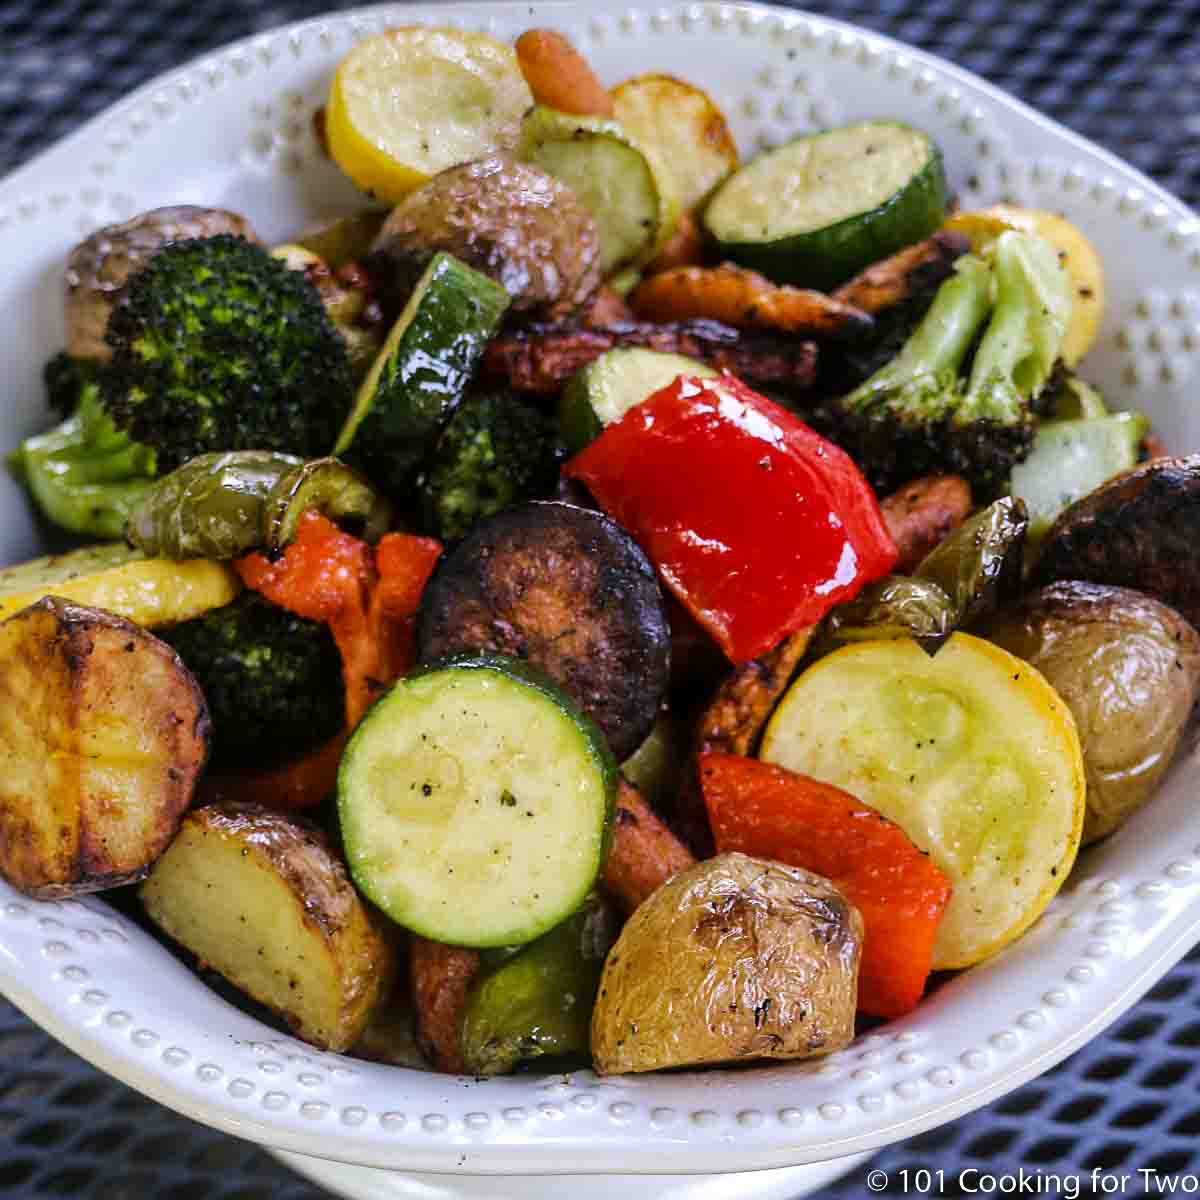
[1,0,1199,1179]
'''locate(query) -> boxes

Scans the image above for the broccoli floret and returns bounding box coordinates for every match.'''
[817,232,1071,495]
[417,392,563,541]
[101,235,353,472]
[8,355,159,539]
[161,593,344,769]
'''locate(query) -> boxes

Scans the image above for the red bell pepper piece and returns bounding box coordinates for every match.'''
[700,752,952,1019]
[237,512,441,727]
[563,375,896,662]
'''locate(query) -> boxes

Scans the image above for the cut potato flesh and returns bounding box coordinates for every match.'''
[327,28,532,204]
[0,543,240,627]
[760,633,1085,969]
[141,803,395,1052]
[0,597,210,897]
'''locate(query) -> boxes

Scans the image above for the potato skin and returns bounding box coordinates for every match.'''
[141,802,395,1052]
[984,582,1200,844]
[0,597,209,897]
[369,157,602,317]
[591,852,861,1074]
[65,206,257,361]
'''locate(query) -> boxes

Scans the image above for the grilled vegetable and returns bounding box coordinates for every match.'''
[484,319,818,396]
[0,544,239,627]
[415,502,670,761]
[461,893,618,1075]
[818,576,956,651]
[295,211,388,267]
[101,236,353,472]
[590,852,862,1074]
[127,452,392,560]
[914,496,1028,627]
[600,779,696,915]
[628,264,873,338]
[559,347,716,452]
[0,598,209,897]
[619,712,688,814]
[519,106,678,276]
[702,754,951,1018]
[141,803,395,1052]
[12,364,158,539]
[326,28,532,204]
[1033,455,1200,630]
[879,474,973,573]
[610,74,737,214]
[985,582,1200,846]
[160,593,345,770]
[127,451,302,559]
[704,121,947,289]
[831,231,971,314]
[334,252,510,496]
[945,204,1104,366]
[65,206,257,362]
[761,634,1086,969]
[368,158,601,317]
[338,655,617,948]
[564,375,897,663]
[818,233,1072,494]
[416,392,561,542]
[352,977,428,1070]
[514,29,614,118]
[1009,413,1147,542]
[410,936,480,1073]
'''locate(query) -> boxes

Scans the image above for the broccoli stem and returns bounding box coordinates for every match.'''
[856,254,993,401]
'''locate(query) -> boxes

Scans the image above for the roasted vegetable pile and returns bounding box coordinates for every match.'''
[1,20,1194,1083]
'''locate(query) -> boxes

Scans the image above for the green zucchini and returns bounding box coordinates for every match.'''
[1047,375,1108,421]
[337,654,617,948]
[519,107,678,276]
[703,121,947,290]
[333,252,509,496]
[1010,412,1147,543]
[559,348,716,452]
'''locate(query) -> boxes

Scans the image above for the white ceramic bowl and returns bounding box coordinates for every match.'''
[1,0,1199,1178]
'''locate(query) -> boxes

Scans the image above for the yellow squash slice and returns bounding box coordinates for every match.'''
[0,544,239,627]
[760,633,1085,970]
[327,27,533,205]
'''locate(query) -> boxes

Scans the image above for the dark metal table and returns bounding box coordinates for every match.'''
[1,1,1199,1196]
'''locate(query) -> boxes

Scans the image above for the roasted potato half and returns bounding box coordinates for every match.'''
[985,582,1200,844]
[141,802,395,1052]
[0,597,210,897]
[591,852,862,1074]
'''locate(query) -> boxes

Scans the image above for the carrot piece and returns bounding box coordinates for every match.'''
[409,935,480,1074]
[601,779,696,915]
[629,264,873,337]
[879,474,973,573]
[700,752,952,1018]
[196,729,350,812]
[514,29,614,118]
[237,512,441,726]
[644,212,705,275]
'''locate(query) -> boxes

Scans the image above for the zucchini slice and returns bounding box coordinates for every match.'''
[326,28,532,205]
[760,634,1085,970]
[559,347,716,451]
[519,106,679,276]
[334,252,510,496]
[1010,413,1147,543]
[704,121,947,290]
[338,655,617,948]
